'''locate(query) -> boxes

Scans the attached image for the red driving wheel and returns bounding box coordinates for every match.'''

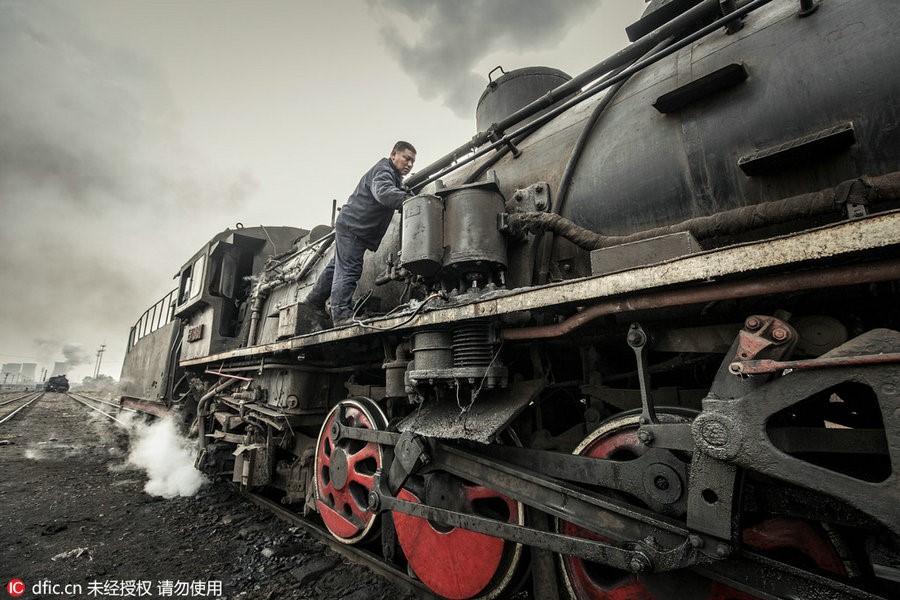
[559,413,847,599]
[393,482,524,599]
[315,398,387,544]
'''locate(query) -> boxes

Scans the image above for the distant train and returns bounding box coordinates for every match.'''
[120,1,900,598]
[45,375,69,393]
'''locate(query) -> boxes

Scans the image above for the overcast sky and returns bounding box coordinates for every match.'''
[0,0,644,383]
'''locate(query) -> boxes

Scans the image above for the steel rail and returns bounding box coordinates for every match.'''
[67,393,131,426]
[242,478,885,600]
[69,391,139,413]
[0,392,43,426]
[0,392,38,407]
[240,490,440,600]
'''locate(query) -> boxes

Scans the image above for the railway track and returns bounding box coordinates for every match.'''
[242,490,441,600]
[61,391,426,596]
[66,391,138,425]
[0,391,44,426]
[1,390,415,599]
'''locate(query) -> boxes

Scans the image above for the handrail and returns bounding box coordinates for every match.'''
[406,0,775,192]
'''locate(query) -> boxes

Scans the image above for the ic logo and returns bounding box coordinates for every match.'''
[6,579,25,597]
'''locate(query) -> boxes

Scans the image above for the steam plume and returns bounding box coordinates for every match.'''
[127,417,207,498]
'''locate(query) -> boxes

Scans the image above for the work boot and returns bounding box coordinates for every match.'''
[296,302,331,332]
[332,315,354,328]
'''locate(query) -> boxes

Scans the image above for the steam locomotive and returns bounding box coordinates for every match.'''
[45,375,69,393]
[120,1,900,598]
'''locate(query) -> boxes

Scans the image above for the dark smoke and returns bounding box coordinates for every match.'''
[0,2,258,214]
[32,339,92,377]
[372,0,599,118]
[0,1,258,379]
[62,343,93,368]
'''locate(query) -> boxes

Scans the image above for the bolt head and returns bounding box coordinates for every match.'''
[745,317,760,330]
[628,557,649,573]
[772,327,788,341]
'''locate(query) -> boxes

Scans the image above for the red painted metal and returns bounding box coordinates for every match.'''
[559,424,661,600]
[315,400,384,543]
[393,486,519,599]
[733,315,794,362]
[742,518,846,574]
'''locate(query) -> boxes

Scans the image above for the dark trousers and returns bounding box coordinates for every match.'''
[305,229,368,321]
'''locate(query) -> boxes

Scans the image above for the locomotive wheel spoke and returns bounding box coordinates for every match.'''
[315,398,387,544]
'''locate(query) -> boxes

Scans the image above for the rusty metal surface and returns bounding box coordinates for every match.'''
[180,212,900,367]
[397,379,544,444]
[697,328,900,535]
[120,396,171,418]
[502,257,900,341]
[590,231,700,276]
[730,352,900,375]
[119,320,180,403]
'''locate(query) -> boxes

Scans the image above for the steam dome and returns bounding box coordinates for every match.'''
[475,66,572,133]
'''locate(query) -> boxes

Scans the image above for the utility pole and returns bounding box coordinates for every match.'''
[93,344,106,379]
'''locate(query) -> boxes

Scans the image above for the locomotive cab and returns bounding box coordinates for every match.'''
[175,226,305,361]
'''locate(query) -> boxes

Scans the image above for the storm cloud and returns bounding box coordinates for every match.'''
[372,0,600,117]
[1,1,638,384]
[0,1,257,381]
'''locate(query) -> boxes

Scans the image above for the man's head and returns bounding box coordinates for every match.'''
[390,140,417,176]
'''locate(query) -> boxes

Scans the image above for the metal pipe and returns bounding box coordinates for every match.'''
[501,259,900,341]
[294,232,334,283]
[730,353,900,375]
[534,54,660,282]
[511,171,900,250]
[407,0,774,191]
[204,369,253,381]
[246,232,334,346]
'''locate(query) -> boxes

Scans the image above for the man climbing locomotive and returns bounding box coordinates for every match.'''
[302,141,416,327]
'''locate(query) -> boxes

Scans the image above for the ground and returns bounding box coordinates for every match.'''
[0,393,415,600]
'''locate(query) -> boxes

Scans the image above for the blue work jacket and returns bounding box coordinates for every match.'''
[335,157,410,250]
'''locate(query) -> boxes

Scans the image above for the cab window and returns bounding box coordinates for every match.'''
[189,255,205,299]
[179,255,206,304]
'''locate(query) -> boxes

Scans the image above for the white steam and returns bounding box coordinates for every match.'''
[126,417,206,498]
